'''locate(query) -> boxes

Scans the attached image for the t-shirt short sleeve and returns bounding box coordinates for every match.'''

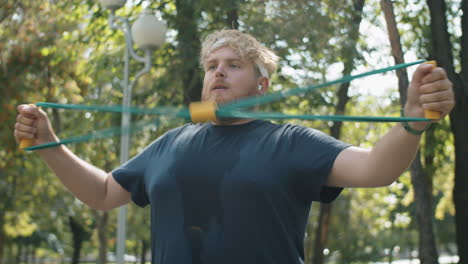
[112,145,152,207]
[287,125,350,204]
[111,131,172,207]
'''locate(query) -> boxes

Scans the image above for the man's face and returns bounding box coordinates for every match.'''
[202,47,261,104]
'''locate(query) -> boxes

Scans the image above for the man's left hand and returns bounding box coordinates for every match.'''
[405,63,454,130]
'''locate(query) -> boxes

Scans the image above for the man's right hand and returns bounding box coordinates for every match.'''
[15,104,59,148]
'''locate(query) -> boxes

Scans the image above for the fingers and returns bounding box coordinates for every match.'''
[14,123,37,142]
[421,67,448,85]
[15,104,40,143]
[17,104,45,119]
[16,112,35,126]
[418,68,454,116]
[15,122,37,135]
[420,100,455,114]
[411,63,435,86]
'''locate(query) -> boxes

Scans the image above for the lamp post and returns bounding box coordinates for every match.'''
[99,1,166,263]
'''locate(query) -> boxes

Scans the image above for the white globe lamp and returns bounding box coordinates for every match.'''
[131,10,167,50]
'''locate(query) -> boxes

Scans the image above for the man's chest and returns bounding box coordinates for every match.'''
[143,134,292,206]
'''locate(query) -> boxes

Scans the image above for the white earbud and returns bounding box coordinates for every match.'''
[258,84,263,91]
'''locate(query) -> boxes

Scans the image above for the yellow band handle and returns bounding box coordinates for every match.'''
[189,101,218,123]
[424,61,441,120]
[19,104,36,149]
[20,139,34,149]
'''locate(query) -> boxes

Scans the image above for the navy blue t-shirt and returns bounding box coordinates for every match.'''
[112,120,350,264]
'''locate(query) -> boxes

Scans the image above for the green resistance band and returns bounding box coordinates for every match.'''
[34,102,431,123]
[24,118,160,151]
[25,103,429,151]
[33,103,189,117]
[217,110,430,123]
[220,60,425,110]
[24,60,428,150]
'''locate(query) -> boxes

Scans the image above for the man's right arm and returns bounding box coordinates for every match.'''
[14,104,130,211]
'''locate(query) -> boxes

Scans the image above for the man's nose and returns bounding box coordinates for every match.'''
[215,66,225,78]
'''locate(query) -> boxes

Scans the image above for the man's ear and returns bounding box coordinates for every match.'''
[257,77,269,95]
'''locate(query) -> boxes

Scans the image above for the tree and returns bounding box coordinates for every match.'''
[381,1,439,263]
[426,0,468,262]
[0,1,95,262]
[173,0,203,104]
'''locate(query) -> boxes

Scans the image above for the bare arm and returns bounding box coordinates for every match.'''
[15,105,130,211]
[327,63,454,188]
[328,124,421,187]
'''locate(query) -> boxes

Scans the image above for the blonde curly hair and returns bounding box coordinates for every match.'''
[200,29,279,78]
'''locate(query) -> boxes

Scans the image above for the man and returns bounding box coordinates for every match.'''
[14,29,454,264]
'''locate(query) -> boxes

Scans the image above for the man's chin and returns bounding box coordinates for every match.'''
[202,91,259,105]
[202,94,233,105]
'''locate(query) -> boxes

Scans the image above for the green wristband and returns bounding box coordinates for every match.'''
[401,109,431,135]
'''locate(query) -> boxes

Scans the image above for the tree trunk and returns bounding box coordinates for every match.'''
[462,0,468,81]
[226,0,239,29]
[312,204,331,264]
[92,211,109,264]
[311,1,364,263]
[457,1,468,262]
[410,155,439,264]
[379,0,409,105]
[140,239,148,264]
[381,1,439,263]
[426,1,468,263]
[175,0,203,104]
[69,216,86,264]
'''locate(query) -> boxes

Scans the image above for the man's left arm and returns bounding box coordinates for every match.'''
[326,63,454,188]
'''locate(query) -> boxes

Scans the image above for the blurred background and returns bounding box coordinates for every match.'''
[0,0,466,263]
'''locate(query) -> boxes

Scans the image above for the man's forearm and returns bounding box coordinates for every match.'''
[364,123,422,186]
[37,145,109,210]
[328,122,423,188]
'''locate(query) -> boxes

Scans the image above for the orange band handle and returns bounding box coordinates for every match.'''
[189,101,218,123]
[19,104,36,149]
[424,61,441,120]
[20,139,34,149]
